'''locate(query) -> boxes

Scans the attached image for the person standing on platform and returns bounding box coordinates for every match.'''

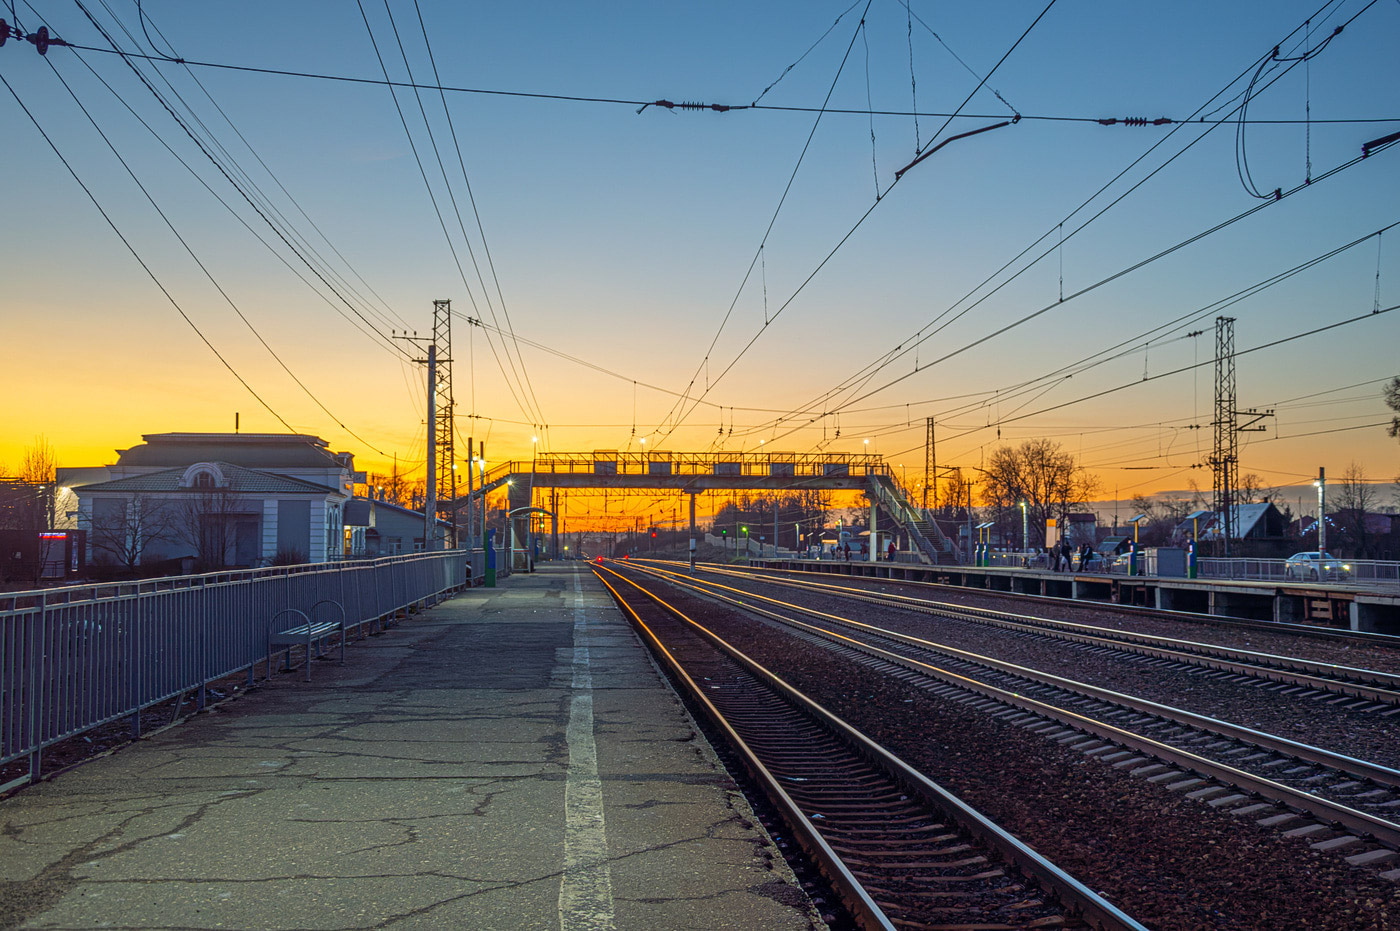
[887,539,896,562]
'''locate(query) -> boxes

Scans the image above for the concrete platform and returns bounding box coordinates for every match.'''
[0,565,819,930]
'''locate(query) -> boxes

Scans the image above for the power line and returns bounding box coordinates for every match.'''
[69,0,416,365]
[90,0,413,337]
[37,47,403,457]
[657,0,1057,444]
[407,0,546,438]
[654,0,875,446]
[2,70,300,434]
[34,36,1397,126]
[355,0,542,431]
[739,0,1377,438]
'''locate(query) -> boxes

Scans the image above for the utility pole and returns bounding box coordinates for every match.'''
[425,342,437,550]
[1316,467,1327,555]
[394,326,436,548]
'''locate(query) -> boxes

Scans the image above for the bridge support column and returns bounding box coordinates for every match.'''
[869,497,878,563]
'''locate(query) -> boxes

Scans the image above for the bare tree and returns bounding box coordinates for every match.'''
[87,495,176,570]
[173,488,246,570]
[1384,376,1400,440]
[1334,462,1378,557]
[982,439,1098,546]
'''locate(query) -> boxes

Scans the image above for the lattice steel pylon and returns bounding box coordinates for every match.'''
[1207,316,1273,557]
[924,417,935,510]
[432,300,456,522]
[1209,317,1239,555]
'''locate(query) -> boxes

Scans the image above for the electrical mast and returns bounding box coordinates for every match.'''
[432,299,456,546]
[1207,316,1272,556]
[924,417,935,510]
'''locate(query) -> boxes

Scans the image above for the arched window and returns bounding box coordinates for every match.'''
[193,472,215,489]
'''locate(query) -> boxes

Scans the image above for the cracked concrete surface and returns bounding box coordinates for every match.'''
[0,566,819,931]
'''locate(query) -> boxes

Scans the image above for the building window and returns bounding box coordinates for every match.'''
[193,472,215,489]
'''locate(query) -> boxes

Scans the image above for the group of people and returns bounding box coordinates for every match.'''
[833,540,900,562]
[1047,540,1098,572]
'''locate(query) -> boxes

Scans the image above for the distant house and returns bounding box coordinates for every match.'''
[1177,502,1287,543]
[70,433,359,570]
[344,496,451,557]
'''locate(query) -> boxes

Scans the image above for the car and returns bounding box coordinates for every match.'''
[1284,551,1351,582]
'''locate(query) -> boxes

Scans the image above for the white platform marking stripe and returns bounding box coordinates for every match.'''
[560,570,616,931]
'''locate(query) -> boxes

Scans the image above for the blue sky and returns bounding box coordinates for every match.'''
[3,0,1398,504]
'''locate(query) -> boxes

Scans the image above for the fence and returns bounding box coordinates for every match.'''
[1,550,469,792]
[1198,558,1400,588]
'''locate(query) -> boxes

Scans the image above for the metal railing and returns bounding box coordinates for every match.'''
[972,551,1400,587]
[1,551,469,791]
[1198,557,1400,588]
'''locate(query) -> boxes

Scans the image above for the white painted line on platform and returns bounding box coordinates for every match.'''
[559,568,617,931]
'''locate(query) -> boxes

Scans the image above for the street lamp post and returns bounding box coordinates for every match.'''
[1315,467,1326,555]
[1019,500,1028,553]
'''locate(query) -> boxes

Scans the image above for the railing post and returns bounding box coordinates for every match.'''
[129,589,142,739]
[27,595,45,785]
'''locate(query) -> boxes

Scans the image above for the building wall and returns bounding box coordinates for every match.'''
[276,499,311,560]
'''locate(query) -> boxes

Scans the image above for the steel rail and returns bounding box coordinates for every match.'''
[706,559,1400,647]
[594,563,1148,931]
[620,562,1400,850]
[592,569,895,931]
[678,561,1400,703]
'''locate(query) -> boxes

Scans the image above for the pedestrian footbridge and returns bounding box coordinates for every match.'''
[445,450,963,565]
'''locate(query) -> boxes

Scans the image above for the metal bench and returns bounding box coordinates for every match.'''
[267,600,345,681]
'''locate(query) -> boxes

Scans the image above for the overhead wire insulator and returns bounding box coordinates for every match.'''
[1097,116,1174,126]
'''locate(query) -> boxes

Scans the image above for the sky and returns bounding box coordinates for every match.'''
[3,0,1399,521]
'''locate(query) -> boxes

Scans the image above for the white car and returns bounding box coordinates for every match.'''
[1284,551,1351,582]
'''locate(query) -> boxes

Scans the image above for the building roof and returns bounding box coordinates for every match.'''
[75,462,339,496]
[116,433,347,470]
[1177,501,1283,539]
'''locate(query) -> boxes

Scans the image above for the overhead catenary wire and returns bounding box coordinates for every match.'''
[741,0,1381,440]
[38,35,1399,127]
[656,0,1058,447]
[1,71,302,435]
[108,0,414,336]
[34,39,400,457]
[652,0,876,447]
[68,0,417,366]
[353,0,542,431]
[408,0,546,441]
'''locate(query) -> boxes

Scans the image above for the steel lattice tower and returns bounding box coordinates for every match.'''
[1210,316,1238,556]
[924,417,935,510]
[432,299,456,510]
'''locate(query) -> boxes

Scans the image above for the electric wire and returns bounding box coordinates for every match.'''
[105,0,413,336]
[36,43,399,457]
[408,0,547,441]
[653,0,875,446]
[656,0,1057,445]
[42,38,1399,126]
[1,70,301,435]
[744,0,1376,438]
[353,0,539,428]
[69,0,416,365]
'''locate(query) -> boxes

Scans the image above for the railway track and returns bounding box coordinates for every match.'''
[593,563,1148,931]
[670,561,1400,706]
[720,560,1400,647]
[618,560,1400,872]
